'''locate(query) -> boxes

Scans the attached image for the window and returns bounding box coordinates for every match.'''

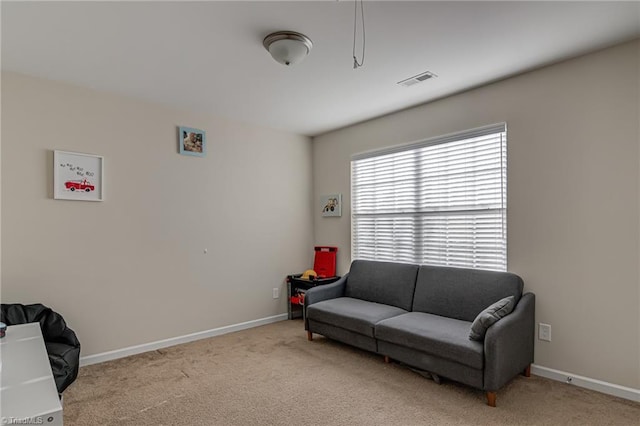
[351,123,507,271]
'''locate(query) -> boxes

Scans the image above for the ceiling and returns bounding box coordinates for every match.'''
[2,1,639,136]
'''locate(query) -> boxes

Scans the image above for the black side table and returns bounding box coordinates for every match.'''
[286,275,341,320]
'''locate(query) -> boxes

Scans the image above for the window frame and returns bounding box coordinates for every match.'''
[350,123,507,271]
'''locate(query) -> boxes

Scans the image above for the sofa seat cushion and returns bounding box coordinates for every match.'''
[307,297,408,338]
[375,312,484,369]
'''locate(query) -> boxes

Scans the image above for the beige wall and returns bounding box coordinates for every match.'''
[313,41,640,389]
[1,72,314,356]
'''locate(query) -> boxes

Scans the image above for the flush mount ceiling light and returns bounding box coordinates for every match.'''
[263,31,313,66]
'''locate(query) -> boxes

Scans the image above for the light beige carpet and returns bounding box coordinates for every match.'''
[64,320,639,426]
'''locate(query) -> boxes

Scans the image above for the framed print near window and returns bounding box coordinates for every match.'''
[179,126,206,157]
[321,194,342,217]
[54,150,104,201]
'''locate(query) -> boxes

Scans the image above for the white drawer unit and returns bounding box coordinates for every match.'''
[0,323,63,425]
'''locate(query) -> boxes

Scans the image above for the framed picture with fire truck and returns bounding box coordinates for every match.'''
[54,150,104,201]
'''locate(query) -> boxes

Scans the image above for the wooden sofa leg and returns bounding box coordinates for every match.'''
[486,392,497,407]
[522,364,531,377]
[383,356,390,364]
[307,331,313,341]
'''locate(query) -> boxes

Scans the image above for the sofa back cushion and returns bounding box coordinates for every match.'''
[412,265,523,322]
[345,260,419,311]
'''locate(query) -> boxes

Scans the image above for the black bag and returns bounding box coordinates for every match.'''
[1,303,81,393]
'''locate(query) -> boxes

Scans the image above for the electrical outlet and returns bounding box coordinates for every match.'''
[272,288,279,299]
[539,323,551,341]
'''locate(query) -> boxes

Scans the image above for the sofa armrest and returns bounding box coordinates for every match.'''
[305,274,348,306]
[303,274,348,330]
[483,292,535,391]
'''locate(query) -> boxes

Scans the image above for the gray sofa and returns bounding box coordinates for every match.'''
[304,260,535,407]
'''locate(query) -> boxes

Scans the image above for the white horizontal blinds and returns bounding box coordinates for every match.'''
[351,216,419,265]
[351,124,507,271]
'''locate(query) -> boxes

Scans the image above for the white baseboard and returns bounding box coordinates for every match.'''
[80,313,288,367]
[531,364,640,402]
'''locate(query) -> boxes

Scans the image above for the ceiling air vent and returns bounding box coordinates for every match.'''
[397,71,438,87]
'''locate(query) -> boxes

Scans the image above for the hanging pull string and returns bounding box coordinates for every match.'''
[352,0,365,69]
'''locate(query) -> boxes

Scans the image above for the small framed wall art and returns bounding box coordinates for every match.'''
[54,150,104,201]
[179,126,206,157]
[321,194,342,217]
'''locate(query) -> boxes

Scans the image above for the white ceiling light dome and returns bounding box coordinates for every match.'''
[263,31,313,66]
